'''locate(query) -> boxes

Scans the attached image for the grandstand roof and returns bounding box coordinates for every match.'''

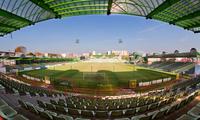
[0,0,200,36]
[147,52,200,58]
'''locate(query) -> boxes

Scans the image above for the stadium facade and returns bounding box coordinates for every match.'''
[0,0,200,36]
[1,1,200,120]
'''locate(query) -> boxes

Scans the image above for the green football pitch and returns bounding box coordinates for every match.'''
[21,62,175,90]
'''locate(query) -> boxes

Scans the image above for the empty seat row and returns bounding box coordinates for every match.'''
[18,99,90,120]
[177,101,200,120]
[0,78,65,98]
[36,94,187,119]
[0,98,28,120]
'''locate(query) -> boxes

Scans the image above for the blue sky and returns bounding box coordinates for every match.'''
[0,14,200,54]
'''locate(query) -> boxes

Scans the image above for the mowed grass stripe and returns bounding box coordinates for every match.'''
[21,62,175,89]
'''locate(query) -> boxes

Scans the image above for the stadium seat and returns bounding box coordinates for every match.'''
[58,100,67,107]
[85,105,96,110]
[12,88,19,95]
[158,100,167,107]
[55,105,67,113]
[129,102,137,108]
[50,99,58,105]
[81,110,94,117]
[108,105,118,110]
[37,100,46,108]
[0,105,17,119]
[0,99,8,108]
[152,107,168,119]
[25,102,39,114]
[75,118,91,120]
[67,103,75,108]
[187,106,200,118]
[46,103,56,110]
[68,108,80,116]
[137,99,146,106]
[124,109,136,116]
[147,110,159,119]
[18,100,28,109]
[8,114,29,120]
[176,114,197,120]
[114,118,130,120]
[166,103,179,114]
[195,103,200,108]
[96,105,107,110]
[76,105,86,110]
[177,99,188,109]
[110,110,123,118]
[137,105,148,113]
[39,110,57,120]
[119,104,128,109]
[34,105,44,113]
[95,111,108,118]
[0,84,5,93]
[148,102,158,110]
[131,114,149,120]
[52,114,73,120]
[146,98,154,104]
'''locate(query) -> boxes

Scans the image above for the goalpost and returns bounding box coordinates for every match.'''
[82,72,106,81]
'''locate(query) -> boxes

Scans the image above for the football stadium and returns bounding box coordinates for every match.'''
[0,0,200,120]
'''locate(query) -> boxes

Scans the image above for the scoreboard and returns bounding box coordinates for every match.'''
[129,80,137,88]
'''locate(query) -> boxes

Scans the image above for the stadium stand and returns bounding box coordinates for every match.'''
[1,0,200,37]
[0,74,65,98]
[0,71,199,119]
[16,86,199,120]
[0,98,28,120]
[139,62,195,73]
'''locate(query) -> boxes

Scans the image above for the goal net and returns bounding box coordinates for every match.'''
[82,72,106,81]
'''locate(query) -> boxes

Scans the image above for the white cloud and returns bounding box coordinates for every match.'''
[138,24,164,34]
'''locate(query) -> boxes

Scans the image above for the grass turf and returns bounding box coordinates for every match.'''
[21,62,175,89]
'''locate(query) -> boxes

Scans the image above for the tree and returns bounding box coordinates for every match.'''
[190,48,197,53]
[174,50,179,54]
[27,52,35,57]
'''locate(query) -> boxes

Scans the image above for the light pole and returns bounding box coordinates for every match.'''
[75,39,79,55]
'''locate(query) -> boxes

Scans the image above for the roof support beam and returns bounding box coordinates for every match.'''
[29,0,61,18]
[0,30,10,34]
[107,0,113,15]
[146,0,180,19]
[0,8,33,24]
[0,23,19,29]
[185,23,200,29]
[171,10,200,24]
[194,31,200,33]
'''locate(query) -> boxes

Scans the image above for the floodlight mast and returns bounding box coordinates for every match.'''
[75,39,80,44]
[107,0,113,15]
[118,39,123,44]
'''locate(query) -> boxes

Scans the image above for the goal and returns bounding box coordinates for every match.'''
[82,72,106,81]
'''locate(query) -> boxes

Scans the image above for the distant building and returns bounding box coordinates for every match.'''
[80,56,86,60]
[67,53,77,58]
[107,51,111,55]
[97,53,102,55]
[35,52,44,58]
[26,52,35,58]
[111,50,129,56]
[15,46,27,54]
[61,53,67,58]
[15,46,27,57]
[0,51,15,57]
[44,53,62,58]
[82,53,90,57]
[92,51,96,55]
[0,59,16,66]
[147,48,200,64]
